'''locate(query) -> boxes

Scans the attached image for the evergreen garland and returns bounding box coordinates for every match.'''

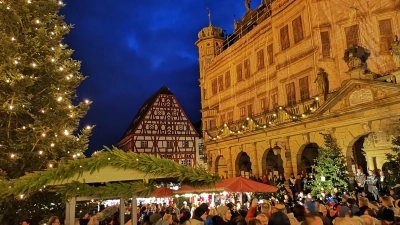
[0,147,221,201]
[310,134,348,197]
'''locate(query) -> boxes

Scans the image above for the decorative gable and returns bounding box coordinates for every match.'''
[315,79,400,115]
[135,94,198,136]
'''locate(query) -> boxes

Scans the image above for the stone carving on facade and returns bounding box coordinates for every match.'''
[363,134,373,148]
[362,123,371,134]
[245,0,252,13]
[348,88,373,106]
[314,68,329,100]
[391,35,400,69]
[343,45,371,71]
[372,131,392,147]
[302,133,310,143]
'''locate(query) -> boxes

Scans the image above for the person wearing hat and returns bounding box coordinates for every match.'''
[199,203,213,225]
[212,205,232,225]
[181,201,190,214]
[191,207,208,225]
[381,207,396,225]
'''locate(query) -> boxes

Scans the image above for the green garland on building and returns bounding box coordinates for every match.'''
[0,147,221,201]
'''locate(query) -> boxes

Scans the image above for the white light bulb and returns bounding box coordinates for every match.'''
[68,105,72,109]
[50,143,55,147]
[22,126,26,129]
[315,97,319,101]
[51,32,54,35]
[41,109,45,113]
[73,154,76,158]
[11,154,15,158]
[273,113,276,117]
[51,58,55,62]
[59,43,63,47]
[57,96,62,102]
[36,19,40,24]
[77,153,81,156]
[64,130,69,135]
[14,60,18,64]
[86,126,91,130]
[39,150,43,155]
[84,99,89,104]
[6,79,10,83]
[66,76,70,80]
[51,47,55,50]
[49,164,53,168]
[20,194,24,199]
[55,134,58,137]
[27,0,31,3]
[32,63,37,67]
[76,138,80,141]
[11,37,15,41]
[69,74,73,77]
[59,67,63,71]
[59,1,63,4]
[7,6,10,10]
[42,133,46,137]
[310,107,313,110]
[9,105,13,110]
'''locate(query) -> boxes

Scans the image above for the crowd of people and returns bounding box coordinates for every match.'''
[139,192,400,225]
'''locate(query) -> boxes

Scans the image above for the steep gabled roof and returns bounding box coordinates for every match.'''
[119,86,174,141]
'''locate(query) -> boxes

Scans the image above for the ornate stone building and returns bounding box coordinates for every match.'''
[196,0,400,186]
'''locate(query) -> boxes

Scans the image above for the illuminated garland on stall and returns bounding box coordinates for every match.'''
[0,147,221,201]
[205,97,320,140]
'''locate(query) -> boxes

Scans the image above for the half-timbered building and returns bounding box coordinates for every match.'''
[118,86,199,166]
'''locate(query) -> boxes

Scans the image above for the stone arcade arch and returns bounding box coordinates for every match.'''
[215,155,228,178]
[297,143,319,175]
[261,149,284,178]
[235,152,252,177]
[352,135,368,174]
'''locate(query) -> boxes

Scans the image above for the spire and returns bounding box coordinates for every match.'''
[206,7,212,26]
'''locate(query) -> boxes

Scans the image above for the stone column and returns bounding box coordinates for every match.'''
[250,142,260,177]
[227,147,234,178]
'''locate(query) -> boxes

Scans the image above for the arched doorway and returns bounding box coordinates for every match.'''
[215,156,228,178]
[298,143,319,175]
[235,152,252,178]
[352,135,368,174]
[262,149,284,179]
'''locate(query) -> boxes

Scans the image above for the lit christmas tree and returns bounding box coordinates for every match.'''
[0,0,92,223]
[310,134,348,197]
[385,133,400,187]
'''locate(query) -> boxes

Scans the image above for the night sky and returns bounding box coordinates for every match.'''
[61,0,251,154]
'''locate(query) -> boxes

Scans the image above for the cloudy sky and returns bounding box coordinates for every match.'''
[61,0,253,154]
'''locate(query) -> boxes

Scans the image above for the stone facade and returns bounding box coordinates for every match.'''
[195,0,400,183]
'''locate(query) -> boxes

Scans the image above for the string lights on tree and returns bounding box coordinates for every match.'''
[0,0,92,223]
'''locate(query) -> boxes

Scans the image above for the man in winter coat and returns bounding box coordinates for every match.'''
[212,205,233,225]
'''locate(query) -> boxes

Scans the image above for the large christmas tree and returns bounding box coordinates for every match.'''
[384,133,400,187]
[310,134,348,197]
[0,0,91,223]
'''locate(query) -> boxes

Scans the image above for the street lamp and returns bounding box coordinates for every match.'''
[272,144,281,155]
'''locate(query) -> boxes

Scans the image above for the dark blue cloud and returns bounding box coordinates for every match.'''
[61,0,251,154]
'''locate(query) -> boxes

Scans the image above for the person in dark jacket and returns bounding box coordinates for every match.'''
[213,206,233,225]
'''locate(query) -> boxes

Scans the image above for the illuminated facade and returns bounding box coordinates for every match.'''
[196,0,400,184]
[118,86,199,166]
